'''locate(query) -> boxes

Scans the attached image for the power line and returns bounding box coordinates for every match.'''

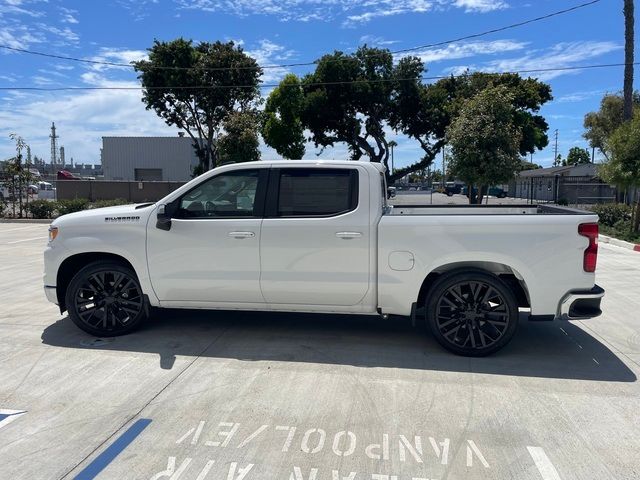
[0,0,601,72]
[0,62,635,92]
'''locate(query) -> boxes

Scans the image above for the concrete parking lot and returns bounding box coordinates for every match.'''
[1,222,639,480]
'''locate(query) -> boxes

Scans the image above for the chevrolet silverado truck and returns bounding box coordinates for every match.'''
[43,160,604,356]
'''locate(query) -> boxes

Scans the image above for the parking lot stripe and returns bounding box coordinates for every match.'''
[6,237,47,244]
[527,446,562,480]
[0,226,45,233]
[74,418,152,480]
[0,409,27,430]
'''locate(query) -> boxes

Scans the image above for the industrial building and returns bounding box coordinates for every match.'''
[101,136,200,182]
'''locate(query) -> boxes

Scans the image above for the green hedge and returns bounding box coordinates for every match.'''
[590,203,640,243]
[26,200,56,219]
[21,198,134,219]
[56,198,90,216]
[590,203,633,228]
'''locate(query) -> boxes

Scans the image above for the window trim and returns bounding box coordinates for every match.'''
[265,167,359,219]
[172,168,269,220]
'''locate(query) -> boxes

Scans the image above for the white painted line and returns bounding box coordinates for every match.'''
[1,226,45,233]
[527,446,562,480]
[593,358,600,365]
[0,409,27,430]
[6,236,46,244]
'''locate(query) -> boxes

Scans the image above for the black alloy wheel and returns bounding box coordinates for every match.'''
[66,261,147,336]
[426,270,518,356]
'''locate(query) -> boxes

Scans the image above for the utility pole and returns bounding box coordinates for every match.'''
[591,146,595,164]
[553,129,559,166]
[442,147,446,182]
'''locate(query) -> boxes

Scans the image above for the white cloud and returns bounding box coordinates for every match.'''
[400,39,527,64]
[452,0,508,13]
[451,41,623,80]
[85,48,149,72]
[0,39,297,163]
[62,14,78,24]
[359,35,400,47]
[344,1,434,26]
[175,0,502,24]
[557,88,617,103]
[245,39,296,83]
[0,87,176,164]
[0,1,80,51]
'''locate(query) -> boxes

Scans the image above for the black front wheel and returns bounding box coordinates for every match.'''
[426,270,518,356]
[65,261,147,337]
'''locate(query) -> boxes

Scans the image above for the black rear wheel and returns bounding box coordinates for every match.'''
[426,270,518,356]
[65,261,147,336]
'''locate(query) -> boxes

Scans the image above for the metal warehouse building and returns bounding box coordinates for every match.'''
[101,136,200,182]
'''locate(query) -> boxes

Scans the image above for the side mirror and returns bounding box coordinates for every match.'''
[156,204,172,231]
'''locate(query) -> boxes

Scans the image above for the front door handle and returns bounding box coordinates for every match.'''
[336,232,362,239]
[228,231,255,239]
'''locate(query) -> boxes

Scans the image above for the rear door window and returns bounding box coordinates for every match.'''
[276,168,358,217]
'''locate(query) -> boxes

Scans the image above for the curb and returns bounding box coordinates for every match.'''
[0,219,53,224]
[599,234,640,252]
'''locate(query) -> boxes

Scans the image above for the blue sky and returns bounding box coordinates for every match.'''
[0,0,634,170]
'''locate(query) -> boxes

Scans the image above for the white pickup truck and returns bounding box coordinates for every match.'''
[44,160,604,356]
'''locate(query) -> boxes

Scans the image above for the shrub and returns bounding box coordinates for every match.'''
[27,199,56,219]
[589,203,633,228]
[89,199,130,209]
[56,198,89,216]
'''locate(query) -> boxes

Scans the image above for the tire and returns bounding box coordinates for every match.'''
[425,270,518,356]
[65,261,147,337]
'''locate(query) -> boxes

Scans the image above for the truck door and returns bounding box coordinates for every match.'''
[259,167,370,306]
[147,168,267,304]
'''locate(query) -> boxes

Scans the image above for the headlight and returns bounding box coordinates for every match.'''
[48,226,59,242]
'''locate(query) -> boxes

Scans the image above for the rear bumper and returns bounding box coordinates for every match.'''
[559,285,604,320]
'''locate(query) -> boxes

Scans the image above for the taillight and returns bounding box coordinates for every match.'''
[578,223,599,272]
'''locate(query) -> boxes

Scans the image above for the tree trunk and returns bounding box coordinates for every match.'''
[623,0,635,122]
[467,184,477,204]
[477,185,487,205]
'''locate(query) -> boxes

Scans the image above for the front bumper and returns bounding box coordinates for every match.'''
[44,285,58,305]
[559,285,604,320]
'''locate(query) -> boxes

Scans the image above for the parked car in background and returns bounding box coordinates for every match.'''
[445,183,463,196]
[461,186,508,198]
[57,170,81,180]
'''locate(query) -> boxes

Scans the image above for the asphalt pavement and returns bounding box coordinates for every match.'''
[0,223,639,480]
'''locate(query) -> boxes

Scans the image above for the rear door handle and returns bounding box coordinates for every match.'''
[336,232,362,239]
[228,231,255,239]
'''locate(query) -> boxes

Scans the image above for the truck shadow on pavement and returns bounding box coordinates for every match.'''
[41,310,636,382]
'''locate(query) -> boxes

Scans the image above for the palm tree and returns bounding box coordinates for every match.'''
[623,0,635,121]
[388,140,398,174]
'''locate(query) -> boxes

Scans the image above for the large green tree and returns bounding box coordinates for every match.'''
[218,111,261,165]
[299,46,411,169]
[390,70,552,182]
[566,147,592,166]
[446,86,523,204]
[261,74,305,159]
[133,39,262,174]
[601,110,640,231]
[584,93,640,161]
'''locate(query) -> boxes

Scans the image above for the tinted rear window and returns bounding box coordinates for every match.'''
[277,168,358,217]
